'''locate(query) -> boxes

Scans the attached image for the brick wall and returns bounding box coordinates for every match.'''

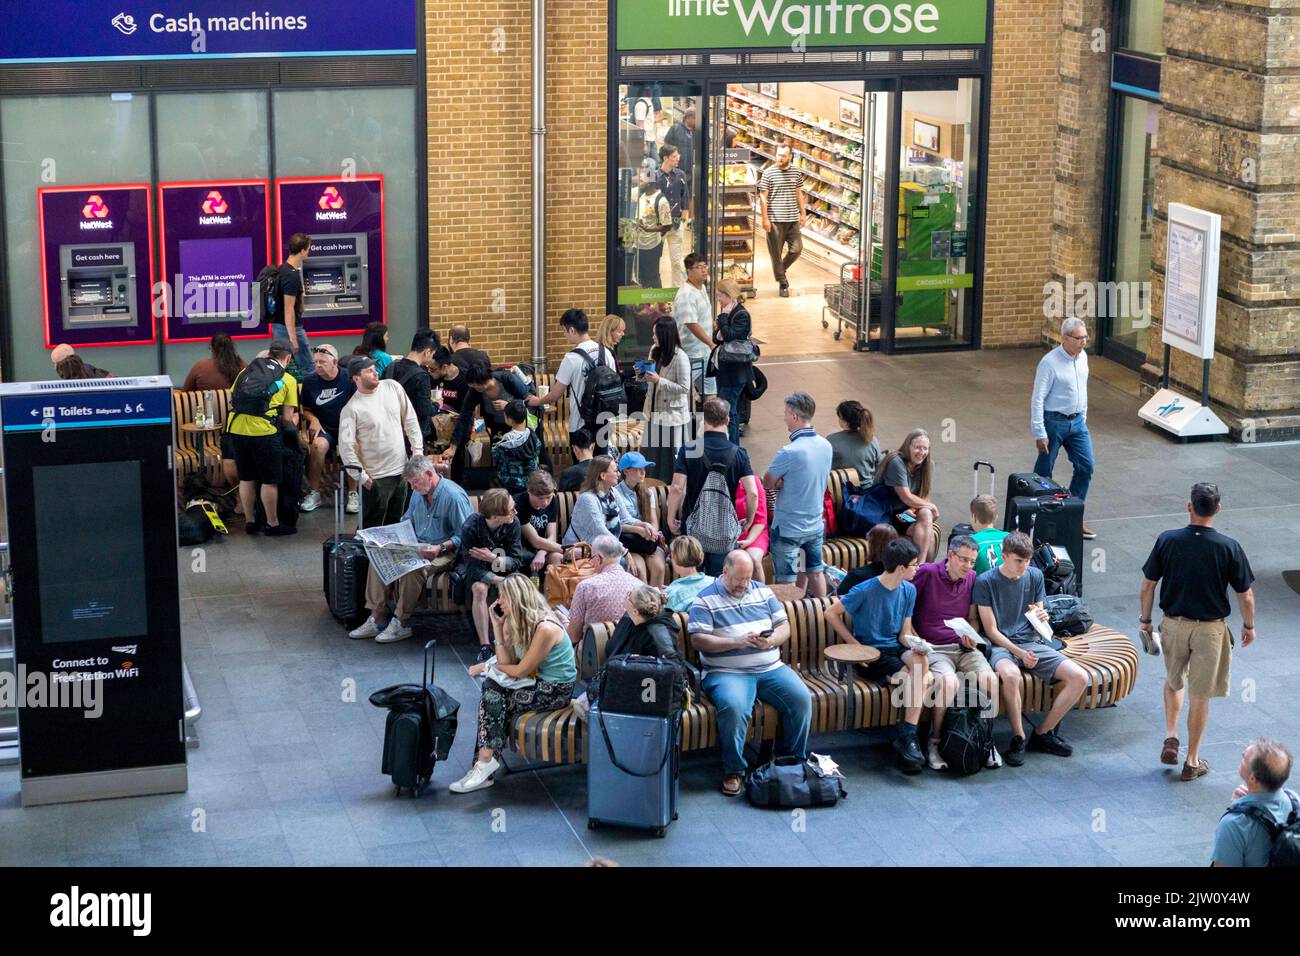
[982,0,1064,348]
[1147,0,1300,425]
[425,3,533,361]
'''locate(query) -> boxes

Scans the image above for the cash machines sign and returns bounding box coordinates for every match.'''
[38,184,156,349]
[275,175,385,336]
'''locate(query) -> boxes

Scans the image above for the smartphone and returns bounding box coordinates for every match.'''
[897,511,917,524]
[760,629,773,639]
[491,603,504,619]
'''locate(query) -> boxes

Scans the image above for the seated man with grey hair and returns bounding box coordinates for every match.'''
[1213,738,1298,867]
[688,549,812,797]
[349,453,473,645]
[762,390,834,598]
[1030,316,1096,538]
[566,534,642,647]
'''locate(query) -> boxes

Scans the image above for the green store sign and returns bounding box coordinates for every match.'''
[616,0,988,51]
[617,286,678,304]
[896,272,974,293]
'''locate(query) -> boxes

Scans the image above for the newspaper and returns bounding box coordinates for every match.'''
[356,520,432,586]
[944,617,988,647]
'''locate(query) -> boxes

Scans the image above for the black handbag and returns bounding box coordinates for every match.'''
[595,654,687,718]
[745,756,845,808]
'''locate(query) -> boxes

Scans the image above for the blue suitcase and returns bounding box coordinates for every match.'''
[587,706,679,838]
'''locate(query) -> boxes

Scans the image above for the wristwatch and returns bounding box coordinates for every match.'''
[1138,617,1152,624]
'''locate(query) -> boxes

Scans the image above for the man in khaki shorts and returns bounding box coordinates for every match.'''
[1140,483,1256,781]
[909,535,1002,771]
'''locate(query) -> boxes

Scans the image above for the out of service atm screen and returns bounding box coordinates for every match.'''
[32,460,148,644]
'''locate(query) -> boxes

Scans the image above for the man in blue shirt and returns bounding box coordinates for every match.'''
[763,391,834,597]
[826,538,931,773]
[1213,739,1297,866]
[349,453,473,645]
[688,550,812,797]
[1030,316,1095,538]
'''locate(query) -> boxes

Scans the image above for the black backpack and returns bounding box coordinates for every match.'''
[572,345,626,429]
[256,264,282,322]
[939,692,995,776]
[229,358,285,420]
[1045,594,1093,636]
[1222,792,1300,867]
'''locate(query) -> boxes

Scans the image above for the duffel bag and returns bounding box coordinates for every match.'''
[543,543,599,608]
[1045,593,1092,636]
[745,756,845,808]
[595,654,689,718]
[840,481,898,537]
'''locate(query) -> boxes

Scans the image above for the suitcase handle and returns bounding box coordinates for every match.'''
[972,460,996,499]
[423,638,436,684]
[334,463,367,541]
[596,707,680,778]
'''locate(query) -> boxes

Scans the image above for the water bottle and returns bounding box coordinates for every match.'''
[204,391,217,427]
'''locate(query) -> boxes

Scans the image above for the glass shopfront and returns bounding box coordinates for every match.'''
[607,0,992,359]
[1099,0,1163,369]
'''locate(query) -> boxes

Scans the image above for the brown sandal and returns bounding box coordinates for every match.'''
[1161,737,1180,766]
[1181,758,1210,781]
[721,773,743,797]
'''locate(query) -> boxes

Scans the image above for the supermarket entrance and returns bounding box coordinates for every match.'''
[611,72,988,360]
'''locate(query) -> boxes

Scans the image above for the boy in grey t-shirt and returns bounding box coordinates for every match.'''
[972,532,1087,765]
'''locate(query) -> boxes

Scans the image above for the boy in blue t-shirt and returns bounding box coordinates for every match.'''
[826,537,932,773]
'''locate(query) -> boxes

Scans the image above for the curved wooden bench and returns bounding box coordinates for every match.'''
[510,598,1141,766]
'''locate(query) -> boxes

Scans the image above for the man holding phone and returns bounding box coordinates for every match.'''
[687,550,812,797]
[973,531,1087,765]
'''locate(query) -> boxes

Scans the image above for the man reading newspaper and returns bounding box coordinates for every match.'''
[348,454,474,644]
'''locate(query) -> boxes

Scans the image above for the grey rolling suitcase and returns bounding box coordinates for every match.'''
[587,705,679,838]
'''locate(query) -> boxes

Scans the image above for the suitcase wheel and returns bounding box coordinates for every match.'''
[587,818,599,830]
[654,826,667,839]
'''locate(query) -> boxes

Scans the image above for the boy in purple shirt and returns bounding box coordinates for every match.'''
[911,535,1001,771]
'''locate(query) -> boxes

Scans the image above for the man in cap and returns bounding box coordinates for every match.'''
[338,354,423,528]
[50,343,110,378]
[299,342,357,513]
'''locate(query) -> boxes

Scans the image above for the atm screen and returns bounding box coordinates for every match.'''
[304,267,345,294]
[32,460,148,644]
[70,278,115,306]
[179,237,254,321]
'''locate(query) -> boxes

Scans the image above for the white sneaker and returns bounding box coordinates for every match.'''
[375,619,413,644]
[345,491,360,515]
[927,738,948,771]
[299,490,322,512]
[449,757,500,793]
[986,746,1004,770]
[348,615,381,640]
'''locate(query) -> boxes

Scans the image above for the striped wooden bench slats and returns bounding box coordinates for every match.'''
[509,599,1141,766]
[173,387,232,484]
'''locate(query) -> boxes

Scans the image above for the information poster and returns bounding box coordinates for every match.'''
[1162,203,1221,361]
[37,184,155,349]
[160,180,272,342]
[275,175,385,336]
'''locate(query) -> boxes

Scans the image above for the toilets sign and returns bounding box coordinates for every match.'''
[617,0,987,50]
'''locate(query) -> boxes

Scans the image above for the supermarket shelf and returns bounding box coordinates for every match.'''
[728,113,862,179]
[739,138,856,192]
[803,227,860,262]
[728,88,864,146]
[805,187,859,213]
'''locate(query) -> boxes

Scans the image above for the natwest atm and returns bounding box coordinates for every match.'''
[276,175,385,336]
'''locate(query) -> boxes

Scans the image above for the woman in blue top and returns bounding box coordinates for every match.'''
[352,321,395,376]
[563,455,657,550]
[452,574,576,793]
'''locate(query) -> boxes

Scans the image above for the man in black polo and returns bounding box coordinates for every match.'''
[1139,482,1256,782]
[658,143,691,288]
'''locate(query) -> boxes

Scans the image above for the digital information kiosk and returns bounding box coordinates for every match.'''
[0,378,187,806]
[160,179,272,342]
[276,175,385,336]
[38,184,156,349]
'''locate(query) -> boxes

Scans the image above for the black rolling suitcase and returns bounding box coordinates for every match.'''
[322,465,369,628]
[1005,489,1085,596]
[370,640,460,796]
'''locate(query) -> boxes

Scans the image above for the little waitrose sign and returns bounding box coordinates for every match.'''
[616,0,987,50]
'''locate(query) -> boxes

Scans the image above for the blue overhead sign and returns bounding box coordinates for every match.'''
[0,1,418,63]
[1,387,172,432]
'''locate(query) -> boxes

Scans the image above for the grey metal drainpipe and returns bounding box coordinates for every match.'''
[531,0,547,371]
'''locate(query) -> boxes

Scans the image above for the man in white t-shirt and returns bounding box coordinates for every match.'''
[528,308,618,447]
[673,252,715,396]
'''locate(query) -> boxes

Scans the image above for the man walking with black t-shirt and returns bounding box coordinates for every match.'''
[758,144,806,297]
[1140,483,1257,782]
[448,325,491,374]
[273,232,313,374]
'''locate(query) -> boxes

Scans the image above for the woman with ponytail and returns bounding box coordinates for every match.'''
[827,399,881,484]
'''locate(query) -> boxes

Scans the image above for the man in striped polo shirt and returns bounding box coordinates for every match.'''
[688,550,813,796]
[758,143,806,297]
